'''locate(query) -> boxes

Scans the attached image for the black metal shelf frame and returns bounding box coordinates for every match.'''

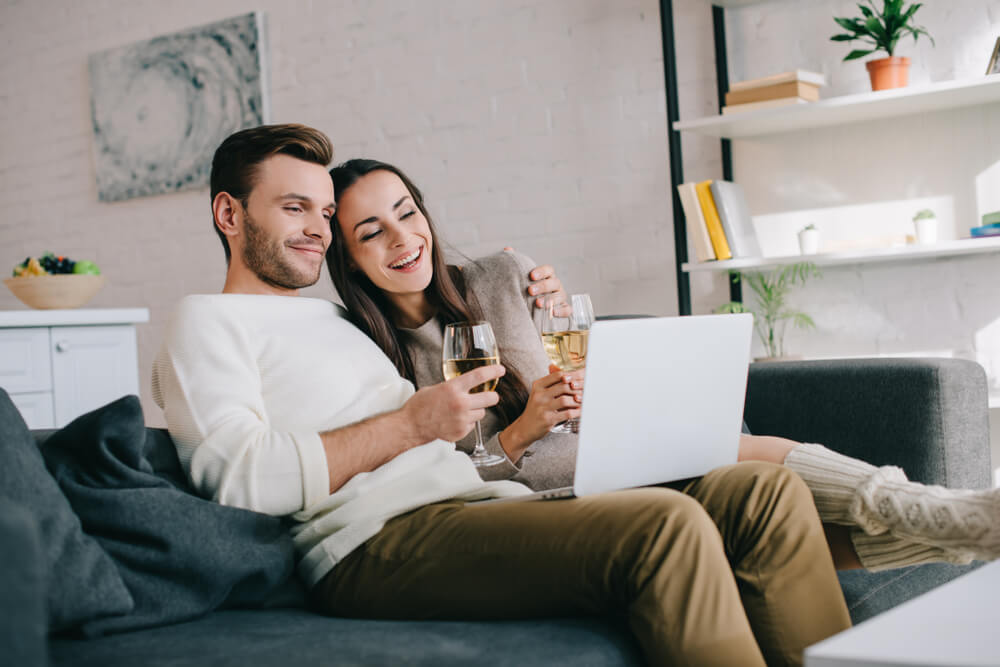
[659,0,741,315]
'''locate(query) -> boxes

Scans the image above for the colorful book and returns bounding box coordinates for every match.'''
[677,183,715,262]
[722,97,811,115]
[983,211,1000,225]
[709,181,761,258]
[970,225,1000,238]
[694,181,732,261]
[729,69,827,92]
[725,80,820,106]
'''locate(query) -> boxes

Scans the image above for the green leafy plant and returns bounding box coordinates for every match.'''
[716,263,821,359]
[913,208,935,221]
[800,223,817,232]
[831,0,934,61]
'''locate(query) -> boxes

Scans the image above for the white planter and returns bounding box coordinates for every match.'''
[798,228,820,255]
[914,217,938,245]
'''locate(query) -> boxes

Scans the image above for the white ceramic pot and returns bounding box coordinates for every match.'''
[798,228,820,255]
[914,218,937,245]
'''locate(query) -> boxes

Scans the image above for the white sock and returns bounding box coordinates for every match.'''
[783,443,885,534]
[851,529,974,572]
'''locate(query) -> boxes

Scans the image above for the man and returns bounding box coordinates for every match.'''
[153,124,851,666]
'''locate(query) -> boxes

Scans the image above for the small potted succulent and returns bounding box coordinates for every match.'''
[831,0,934,91]
[912,208,937,245]
[798,224,821,255]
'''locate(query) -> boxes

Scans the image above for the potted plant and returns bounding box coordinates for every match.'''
[798,224,821,255]
[831,0,934,91]
[716,263,821,361]
[912,208,937,245]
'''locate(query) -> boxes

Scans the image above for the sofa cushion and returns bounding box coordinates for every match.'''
[49,609,643,667]
[41,395,302,637]
[0,388,133,632]
[0,500,48,667]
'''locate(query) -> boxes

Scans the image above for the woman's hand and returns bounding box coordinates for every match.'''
[498,364,584,462]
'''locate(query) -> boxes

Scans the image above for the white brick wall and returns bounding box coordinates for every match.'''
[0,0,676,426]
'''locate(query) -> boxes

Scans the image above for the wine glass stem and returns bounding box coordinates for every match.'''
[472,420,487,457]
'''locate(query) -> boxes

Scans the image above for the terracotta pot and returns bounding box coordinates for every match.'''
[866,56,910,91]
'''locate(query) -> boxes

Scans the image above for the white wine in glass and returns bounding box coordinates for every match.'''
[538,294,594,433]
[442,321,505,467]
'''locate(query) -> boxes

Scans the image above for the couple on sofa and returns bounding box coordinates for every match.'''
[152,123,999,666]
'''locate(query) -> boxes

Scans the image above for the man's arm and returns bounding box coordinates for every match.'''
[320,365,505,493]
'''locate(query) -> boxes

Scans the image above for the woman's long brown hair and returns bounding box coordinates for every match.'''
[327,159,531,429]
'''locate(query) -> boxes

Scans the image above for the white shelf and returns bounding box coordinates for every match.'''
[682,236,1000,273]
[0,308,150,328]
[674,75,1000,139]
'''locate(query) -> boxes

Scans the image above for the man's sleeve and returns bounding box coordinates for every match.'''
[152,301,329,516]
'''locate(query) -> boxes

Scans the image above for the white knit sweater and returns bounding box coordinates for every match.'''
[152,294,528,587]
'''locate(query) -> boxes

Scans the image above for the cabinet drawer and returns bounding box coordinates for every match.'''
[9,391,55,429]
[0,328,52,393]
[51,325,139,427]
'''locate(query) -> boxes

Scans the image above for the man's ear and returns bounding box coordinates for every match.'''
[213,192,242,241]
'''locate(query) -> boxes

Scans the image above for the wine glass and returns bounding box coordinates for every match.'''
[442,321,505,467]
[538,293,594,433]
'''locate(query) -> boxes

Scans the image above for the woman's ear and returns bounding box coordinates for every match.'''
[213,192,242,240]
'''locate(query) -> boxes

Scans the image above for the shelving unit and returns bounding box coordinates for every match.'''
[674,75,1000,139]
[682,236,1000,273]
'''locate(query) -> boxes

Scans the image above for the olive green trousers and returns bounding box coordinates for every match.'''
[312,462,850,666]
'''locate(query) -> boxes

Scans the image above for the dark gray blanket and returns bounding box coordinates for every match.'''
[41,395,304,637]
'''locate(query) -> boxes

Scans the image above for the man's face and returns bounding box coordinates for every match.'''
[235,154,336,293]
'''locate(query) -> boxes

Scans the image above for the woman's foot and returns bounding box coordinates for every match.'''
[852,466,1000,562]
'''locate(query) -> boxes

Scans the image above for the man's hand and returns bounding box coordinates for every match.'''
[402,364,506,443]
[503,247,566,308]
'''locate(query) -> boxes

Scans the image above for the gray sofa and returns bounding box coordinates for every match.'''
[3,358,991,667]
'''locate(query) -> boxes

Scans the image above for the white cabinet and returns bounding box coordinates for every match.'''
[0,309,149,429]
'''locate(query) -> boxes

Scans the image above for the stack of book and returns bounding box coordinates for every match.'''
[677,180,761,262]
[970,211,1000,237]
[722,69,826,115]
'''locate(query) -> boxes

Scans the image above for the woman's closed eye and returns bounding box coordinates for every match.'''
[400,209,416,220]
[360,228,383,242]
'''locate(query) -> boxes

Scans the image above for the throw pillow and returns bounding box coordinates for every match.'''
[0,388,133,632]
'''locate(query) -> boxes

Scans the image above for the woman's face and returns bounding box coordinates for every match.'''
[336,169,434,299]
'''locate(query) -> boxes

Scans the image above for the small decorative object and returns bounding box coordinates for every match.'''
[912,209,937,245]
[831,0,934,91]
[5,253,105,309]
[716,263,821,361]
[89,12,268,202]
[798,224,821,255]
[987,36,1000,75]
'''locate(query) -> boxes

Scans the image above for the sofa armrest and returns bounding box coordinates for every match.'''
[0,499,48,667]
[744,357,991,490]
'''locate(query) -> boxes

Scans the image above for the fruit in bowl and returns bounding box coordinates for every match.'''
[5,253,105,310]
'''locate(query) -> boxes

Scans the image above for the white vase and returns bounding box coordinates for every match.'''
[798,228,820,255]
[914,218,937,245]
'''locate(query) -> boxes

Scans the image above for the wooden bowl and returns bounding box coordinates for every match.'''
[4,274,106,310]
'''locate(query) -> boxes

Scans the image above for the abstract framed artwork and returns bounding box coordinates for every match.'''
[89,12,269,202]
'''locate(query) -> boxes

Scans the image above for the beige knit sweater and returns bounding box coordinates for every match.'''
[401,250,578,491]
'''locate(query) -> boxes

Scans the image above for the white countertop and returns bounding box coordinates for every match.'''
[0,308,150,328]
[806,559,1000,666]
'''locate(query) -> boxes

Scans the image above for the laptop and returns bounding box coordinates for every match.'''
[486,312,753,503]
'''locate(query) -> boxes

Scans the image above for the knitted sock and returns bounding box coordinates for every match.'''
[786,443,1000,563]
[851,529,974,572]
[854,467,1000,561]
[783,443,886,534]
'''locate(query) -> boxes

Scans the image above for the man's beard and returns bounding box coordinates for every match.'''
[241,213,323,291]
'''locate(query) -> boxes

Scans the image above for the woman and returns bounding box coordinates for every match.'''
[327,158,999,571]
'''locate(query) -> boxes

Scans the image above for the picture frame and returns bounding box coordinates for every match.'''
[988,36,1000,76]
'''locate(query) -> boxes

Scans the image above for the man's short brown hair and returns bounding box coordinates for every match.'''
[210,124,334,262]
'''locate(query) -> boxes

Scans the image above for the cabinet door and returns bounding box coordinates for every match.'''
[51,326,140,427]
[9,392,55,429]
[0,327,52,393]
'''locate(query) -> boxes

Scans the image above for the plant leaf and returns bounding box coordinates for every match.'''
[858,3,874,19]
[844,48,875,61]
[830,34,857,42]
